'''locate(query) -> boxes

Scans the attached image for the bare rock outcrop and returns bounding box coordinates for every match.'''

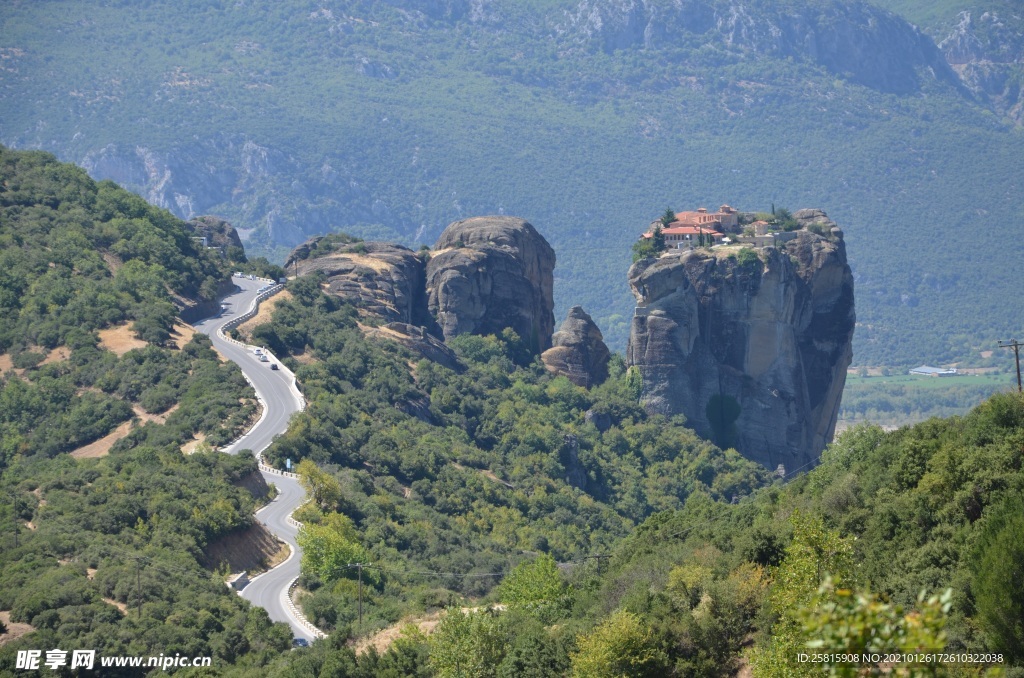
[426,216,556,354]
[541,306,611,387]
[186,215,245,258]
[626,226,854,471]
[286,239,432,327]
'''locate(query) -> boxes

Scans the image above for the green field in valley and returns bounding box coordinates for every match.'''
[838,369,1017,428]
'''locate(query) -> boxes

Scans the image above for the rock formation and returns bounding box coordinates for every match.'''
[186,215,245,258]
[541,306,611,387]
[285,238,433,327]
[426,216,556,354]
[362,322,464,373]
[626,227,854,471]
[282,216,558,361]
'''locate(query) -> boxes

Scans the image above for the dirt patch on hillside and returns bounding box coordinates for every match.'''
[451,463,513,489]
[352,613,443,656]
[235,290,293,340]
[102,251,123,273]
[181,432,208,455]
[322,251,393,273]
[202,522,289,576]
[98,323,147,356]
[170,322,197,350]
[352,605,507,656]
[0,354,12,373]
[132,403,177,425]
[292,349,315,364]
[70,419,134,459]
[0,611,35,647]
[103,598,129,615]
[41,346,71,365]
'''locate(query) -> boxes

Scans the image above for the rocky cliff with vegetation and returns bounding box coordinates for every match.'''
[938,8,1024,124]
[286,216,556,356]
[284,236,433,327]
[3,0,1022,366]
[627,227,855,470]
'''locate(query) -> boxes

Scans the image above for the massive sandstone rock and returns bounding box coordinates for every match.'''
[285,239,433,327]
[626,228,854,471]
[541,306,611,388]
[426,216,556,354]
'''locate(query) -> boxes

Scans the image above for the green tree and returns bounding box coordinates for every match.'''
[651,225,666,253]
[660,208,676,227]
[295,458,342,510]
[429,608,508,678]
[749,513,855,678]
[497,554,570,622]
[296,518,372,583]
[625,366,643,401]
[631,237,657,262]
[798,580,952,677]
[570,610,666,678]
[132,301,177,344]
[970,495,1024,662]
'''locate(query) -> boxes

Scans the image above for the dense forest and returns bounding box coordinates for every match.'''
[0,148,295,674]
[226,268,1021,676]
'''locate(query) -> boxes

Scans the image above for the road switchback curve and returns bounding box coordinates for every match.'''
[192,274,321,643]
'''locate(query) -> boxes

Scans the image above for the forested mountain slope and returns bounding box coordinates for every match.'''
[205,355,1024,675]
[1,151,1021,676]
[0,148,295,673]
[1,0,1022,366]
[237,270,773,631]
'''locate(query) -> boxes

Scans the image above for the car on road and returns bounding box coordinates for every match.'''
[291,638,309,649]
[259,355,269,362]
[254,348,263,355]
[270,363,279,370]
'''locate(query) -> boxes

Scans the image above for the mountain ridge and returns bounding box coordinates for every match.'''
[1,0,1021,367]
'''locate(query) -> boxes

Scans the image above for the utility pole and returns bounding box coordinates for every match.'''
[11,495,19,548]
[999,340,1023,392]
[136,559,143,619]
[349,563,364,627]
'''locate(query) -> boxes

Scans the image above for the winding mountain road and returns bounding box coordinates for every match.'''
[192,275,317,643]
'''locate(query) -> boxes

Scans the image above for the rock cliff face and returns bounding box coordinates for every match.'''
[542,306,611,387]
[560,0,960,94]
[283,216,557,358]
[426,216,556,354]
[626,227,854,471]
[186,215,245,257]
[285,239,432,327]
[938,11,1024,125]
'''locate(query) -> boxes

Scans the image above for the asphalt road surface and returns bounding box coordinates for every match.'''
[192,275,315,642]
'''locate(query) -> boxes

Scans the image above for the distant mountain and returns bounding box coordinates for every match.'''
[1,0,1021,364]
